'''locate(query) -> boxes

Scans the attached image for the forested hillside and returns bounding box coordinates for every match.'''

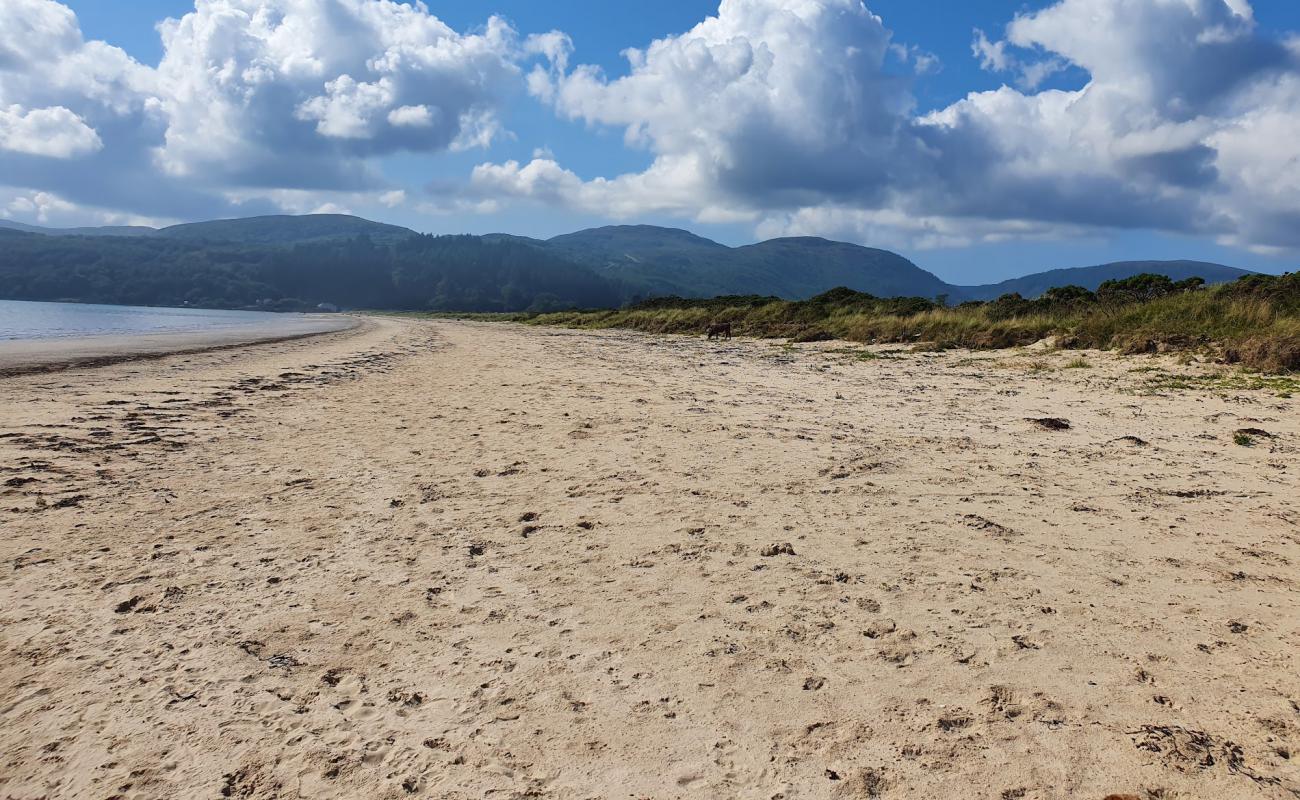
[0,230,624,312]
[0,214,1263,312]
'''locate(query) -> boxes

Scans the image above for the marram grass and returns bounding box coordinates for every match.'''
[431,272,1300,374]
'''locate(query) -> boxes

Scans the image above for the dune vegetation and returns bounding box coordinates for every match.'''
[517,272,1300,372]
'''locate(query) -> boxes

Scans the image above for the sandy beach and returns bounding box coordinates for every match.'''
[1,316,1297,799]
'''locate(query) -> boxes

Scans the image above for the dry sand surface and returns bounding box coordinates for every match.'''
[1,316,1298,799]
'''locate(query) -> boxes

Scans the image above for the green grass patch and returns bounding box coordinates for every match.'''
[1141,371,1300,394]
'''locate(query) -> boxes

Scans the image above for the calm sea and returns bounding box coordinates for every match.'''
[0,300,305,341]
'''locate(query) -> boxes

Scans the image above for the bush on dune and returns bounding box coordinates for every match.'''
[521,272,1300,373]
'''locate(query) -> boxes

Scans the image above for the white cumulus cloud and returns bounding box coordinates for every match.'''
[387,105,435,128]
[0,0,529,224]
[3,189,75,222]
[0,0,156,114]
[472,0,1300,253]
[3,0,1300,258]
[152,0,523,186]
[923,0,1300,248]
[483,0,918,221]
[0,105,102,157]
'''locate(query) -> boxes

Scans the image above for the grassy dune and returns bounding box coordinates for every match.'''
[523,273,1300,372]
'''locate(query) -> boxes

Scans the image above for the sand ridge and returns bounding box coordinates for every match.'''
[1,317,1298,799]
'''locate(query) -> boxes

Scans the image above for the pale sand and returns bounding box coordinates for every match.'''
[1,317,1297,799]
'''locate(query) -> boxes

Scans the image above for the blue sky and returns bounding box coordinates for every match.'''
[5,0,1300,283]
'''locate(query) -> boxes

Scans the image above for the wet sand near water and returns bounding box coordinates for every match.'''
[0,313,357,377]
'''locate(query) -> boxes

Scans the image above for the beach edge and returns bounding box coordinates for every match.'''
[0,314,365,379]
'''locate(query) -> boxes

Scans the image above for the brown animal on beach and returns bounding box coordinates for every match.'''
[706,322,732,340]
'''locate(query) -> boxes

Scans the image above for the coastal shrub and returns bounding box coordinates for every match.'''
[520,270,1300,373]
[1096,274,1203,305]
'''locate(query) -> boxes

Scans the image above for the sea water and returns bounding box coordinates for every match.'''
[0,300,304,341]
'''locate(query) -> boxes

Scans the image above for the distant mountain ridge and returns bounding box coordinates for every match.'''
[510,224,1255,301]
[0,214,413,246]
[530,225,953,300]
[956,260,1254,301]
[156,214,415,245]
[0,214,1261,306]
[0,219,157,237]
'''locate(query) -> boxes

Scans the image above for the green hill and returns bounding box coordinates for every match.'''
[544,225,731,297]
[731,237,952,300]
[0,230,621,312]
[155,214,417,245]
[530,225,952,300]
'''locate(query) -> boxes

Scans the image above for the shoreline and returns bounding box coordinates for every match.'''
[0,313,361,378]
